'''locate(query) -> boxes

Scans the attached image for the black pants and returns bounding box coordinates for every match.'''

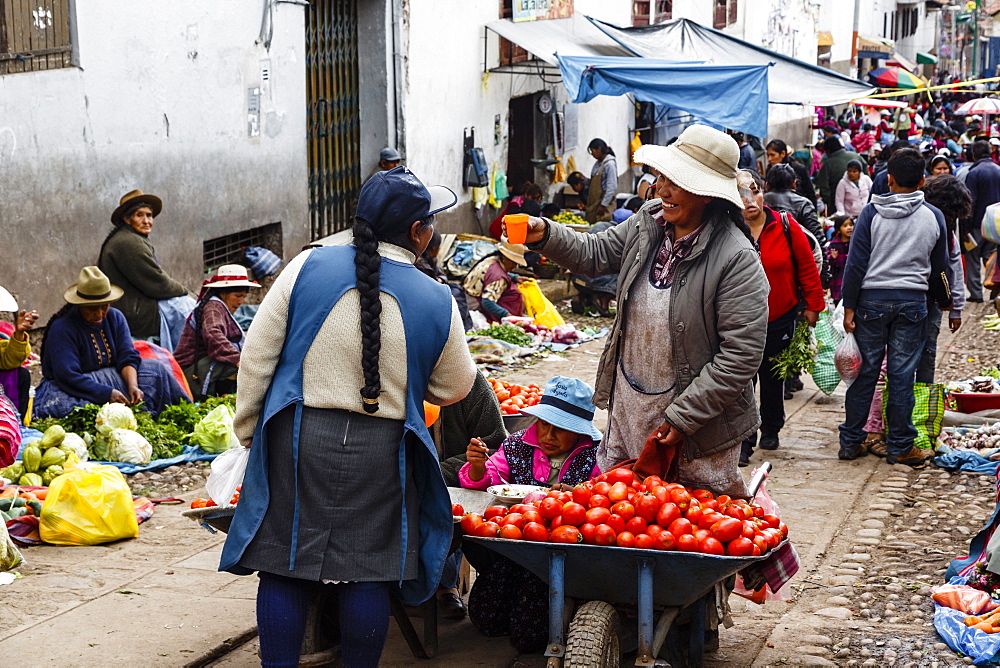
[742,308,797,453]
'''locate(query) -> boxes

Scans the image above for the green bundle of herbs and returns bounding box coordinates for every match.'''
[472,324,533,347]
[770,320,817,381]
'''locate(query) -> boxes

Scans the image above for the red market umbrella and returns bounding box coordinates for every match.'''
[866,67,925,90]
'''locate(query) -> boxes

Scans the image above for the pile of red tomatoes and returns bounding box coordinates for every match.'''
[488,378,542,415]
[459,469,787,557]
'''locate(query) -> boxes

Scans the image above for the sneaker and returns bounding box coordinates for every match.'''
[886,447,933,469]
[838,443,868,460]
[759,434,780,450]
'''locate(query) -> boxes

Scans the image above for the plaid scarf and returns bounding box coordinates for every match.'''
[651,213,705,288]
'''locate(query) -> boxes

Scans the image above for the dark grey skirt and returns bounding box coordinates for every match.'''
[238,405,419,582]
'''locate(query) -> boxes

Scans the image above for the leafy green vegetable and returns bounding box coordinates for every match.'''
[472,324,533,347]
[770,321,817,381]
[981,367,1000,380]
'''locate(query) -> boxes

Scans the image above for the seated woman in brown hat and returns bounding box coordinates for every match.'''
[98,190,191,346]
[173,265,260,400]
[462,238,528,322]
[34,267,189,419]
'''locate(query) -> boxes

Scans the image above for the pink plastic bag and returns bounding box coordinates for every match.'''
[733,469,791,603]
[835,333,862,384]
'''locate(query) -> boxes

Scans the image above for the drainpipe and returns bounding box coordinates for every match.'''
[852,0,861,79]
[391,0,406,155]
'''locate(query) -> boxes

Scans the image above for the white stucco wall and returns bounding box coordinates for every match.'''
[0,1,308,318]
[401,0,635,233]
[817,0,858,67]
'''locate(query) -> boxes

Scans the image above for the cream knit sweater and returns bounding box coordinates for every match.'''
[234,244,476,445]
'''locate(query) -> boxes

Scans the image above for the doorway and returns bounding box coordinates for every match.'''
[507,95,535,194]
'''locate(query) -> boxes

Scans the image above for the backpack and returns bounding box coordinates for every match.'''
[778,211,830,291]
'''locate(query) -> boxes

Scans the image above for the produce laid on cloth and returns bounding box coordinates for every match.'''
[487,378,541,415]
[30,395,237,467]
[459,469,788,556]
[466,319,607,366]
[938,422,1000,454]
[1,425,77,487]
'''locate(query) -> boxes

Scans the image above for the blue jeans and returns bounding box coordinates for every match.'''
[916,304,943,384]
[839,297,927,457]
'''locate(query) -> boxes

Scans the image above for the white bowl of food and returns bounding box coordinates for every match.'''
[487,484,547,505]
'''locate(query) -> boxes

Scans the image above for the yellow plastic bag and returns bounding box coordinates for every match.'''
[629,131,643,166]
[39,465,139,546]
[518,279,565,329]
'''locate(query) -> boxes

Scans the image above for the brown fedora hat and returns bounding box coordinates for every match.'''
[111,189,162,225]
[64,266,124,305]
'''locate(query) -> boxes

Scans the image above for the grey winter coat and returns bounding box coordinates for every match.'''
[533,200,770,461]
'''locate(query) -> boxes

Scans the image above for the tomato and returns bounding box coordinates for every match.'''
[762,514,781,530]
[634,494,660,523]
[509,504,534,515]
[586,507,611,525]
[676,534,699,552]
[750,504,765,518]
[656,502,681,528]
[550,526,583,544]
[685,504,703,525]
[778,522,789,539]
[741,520,757,539]
[668,518,693,537]
[474,521,501,538]
[709,517,743,543]
[642,475,664,489]
[752,545,762,557]
[592,481,612,496]
[625,516,647,535]
[693,528,710,543]
[726,537,755,557]
[752,533,770,553]
[606,514,626,535]
[499,525,522,540]
[690,489,714,501]
[646,524,664,540]
[616,531,636,548]
[699,536,725,556]
[461,513,484,534]
[572,484,593,506]
[635,534,656,550]
[500,513,525,529]
[610,501,635,522]
[538,497,562,520]
[579,523,599,544]
[452,503,465,517]
[550,515,563,528]
[700,499,718,512]
[522,522,549,542]
[724,504,748,521]
[763,528,783,550]
[556,491,572,504]
[716,495,731,506]
[594,524,617,546]
[656,531,677,551]
[521,509,543,524]
[588,494,611,509]
[695,511,725,531]
[606,468,635,486]
[191,498,209,509]
[669,488,692,511]
[651,486,670,504]
[561,502,588,526]
[484,505,508,520]
[608,482,630,503]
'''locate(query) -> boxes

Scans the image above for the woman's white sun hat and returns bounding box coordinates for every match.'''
[203,265,261,290]
[0,286,17,312]
[633,125,743,209]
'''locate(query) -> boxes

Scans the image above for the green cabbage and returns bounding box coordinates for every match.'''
[192,405,238,455]
[95,403,137,436]
[107,428,152,465]
[60,433,89,461]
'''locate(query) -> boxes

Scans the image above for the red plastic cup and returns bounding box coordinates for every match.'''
[504,214,529,244]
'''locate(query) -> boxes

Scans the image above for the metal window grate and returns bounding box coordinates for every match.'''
[202,222,283,271]
[1,0,73,75]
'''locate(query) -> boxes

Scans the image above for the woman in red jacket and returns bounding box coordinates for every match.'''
[737,169,825,466]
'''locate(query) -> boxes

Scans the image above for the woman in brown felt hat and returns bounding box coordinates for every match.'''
[33,267,189,419]
[97,190,190,342]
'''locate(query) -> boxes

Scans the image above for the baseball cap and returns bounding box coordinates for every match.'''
[379,147,402,162]
[990,137,1000,147]
[356,166,457,230]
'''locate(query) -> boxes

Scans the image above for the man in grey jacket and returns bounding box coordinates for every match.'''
[839,150,951,467]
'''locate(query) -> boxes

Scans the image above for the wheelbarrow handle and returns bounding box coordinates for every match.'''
[747,461,772,499]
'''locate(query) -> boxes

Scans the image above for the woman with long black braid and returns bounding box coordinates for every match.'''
[220,167,475,667]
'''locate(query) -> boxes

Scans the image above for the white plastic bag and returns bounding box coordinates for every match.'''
[206,446,249,507]
[831,301,846,337]
[834,333,862,385]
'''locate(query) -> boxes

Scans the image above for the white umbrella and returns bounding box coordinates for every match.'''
[955,98,1000,115]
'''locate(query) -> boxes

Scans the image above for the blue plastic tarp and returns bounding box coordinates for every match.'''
[934,576,1000,665]
[557,54,770,138]
[934,448,1000,476]
[94,445,217,475]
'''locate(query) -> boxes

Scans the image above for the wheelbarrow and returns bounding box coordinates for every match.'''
[462,463,780,667]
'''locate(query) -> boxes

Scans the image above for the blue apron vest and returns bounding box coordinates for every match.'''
[219,245,455,605]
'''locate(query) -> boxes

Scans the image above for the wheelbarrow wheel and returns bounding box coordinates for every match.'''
[563,601,620,668]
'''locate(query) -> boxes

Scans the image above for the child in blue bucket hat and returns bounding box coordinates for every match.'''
[459,375,601,490]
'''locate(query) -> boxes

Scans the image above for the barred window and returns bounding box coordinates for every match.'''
[1,0,73,75]
[203,223,283,272]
